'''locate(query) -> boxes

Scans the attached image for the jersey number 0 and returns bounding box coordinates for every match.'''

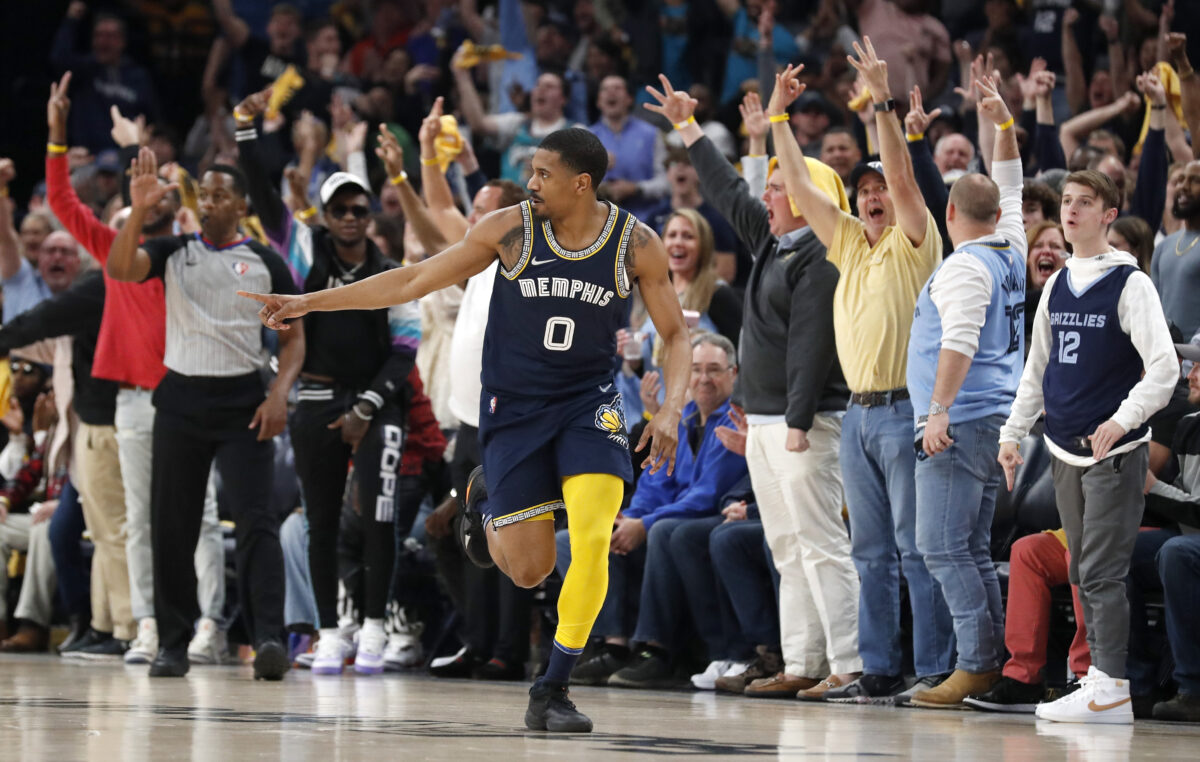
[543,316,576,351]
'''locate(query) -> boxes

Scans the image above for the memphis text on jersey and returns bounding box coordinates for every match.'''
[517,276,615,307]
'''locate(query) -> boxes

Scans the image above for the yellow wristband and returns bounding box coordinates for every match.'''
[747,153,767,158]
[672,115,697,130]
[768,113,790,123]
[420,157,439,166]
[389,172,408,185]
[906,132,925,142]
[998,117,1015,131]
[296,206,317,221]
[232,107,253,123]
[642,410,654,422]
[47,143,68,155]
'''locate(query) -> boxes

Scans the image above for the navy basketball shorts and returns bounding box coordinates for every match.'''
[477,387,634,528]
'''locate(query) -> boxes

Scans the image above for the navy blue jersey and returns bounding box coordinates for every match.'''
[482,200,636,398]
[1043,265,1147,456]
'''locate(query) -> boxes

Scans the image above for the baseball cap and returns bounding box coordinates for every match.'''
[794,91,842,123]
[319,172,371,206]
[848,160,885,191]
[94,149,122,174]
[1176,334,1200,363]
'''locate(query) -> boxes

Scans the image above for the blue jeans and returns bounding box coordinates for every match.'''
[1126,528,1178,695]
[555,526,644,639]
[666,515,731,658]
[914,414,1006,673]
[710,518,779,656]
[48,480,90,619]
[1158,534,1200,695]
[280,511,317,629]
[842,398,954,677]
[631,517,699,650]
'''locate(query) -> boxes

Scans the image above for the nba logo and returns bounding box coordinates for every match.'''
[489,396,497,414]
[232,262,249,276]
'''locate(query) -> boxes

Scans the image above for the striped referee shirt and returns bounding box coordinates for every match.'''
[141,233,297,377]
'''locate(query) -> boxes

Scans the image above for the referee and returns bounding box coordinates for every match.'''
[108,148,305,680]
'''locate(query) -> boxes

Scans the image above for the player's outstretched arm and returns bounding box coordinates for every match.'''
[630,221,689,476]
[240,207,515,329]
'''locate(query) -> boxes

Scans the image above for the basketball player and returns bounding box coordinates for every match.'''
[241,126,691,732]
[998,169,1176,723]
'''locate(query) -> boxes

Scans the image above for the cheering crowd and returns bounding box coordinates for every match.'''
[1,0,1199,727]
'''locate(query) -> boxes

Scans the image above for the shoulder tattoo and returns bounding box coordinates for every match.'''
[628,222,655,274]
[497,223,525,270]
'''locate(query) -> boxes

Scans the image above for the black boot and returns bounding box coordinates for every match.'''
[57,615,90,654]
[253,640,290,681]
[525,679,593,732]
[149,647,190,677]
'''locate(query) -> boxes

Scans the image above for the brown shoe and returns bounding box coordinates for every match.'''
[745,672,821,698]
[797,672,863,702]
[908,669,1001,709]
[0,623,49,653]
[714,646,783,694]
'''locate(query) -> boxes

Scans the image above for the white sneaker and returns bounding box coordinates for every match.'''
[187,617,227,665]
[311,629,349,675]
[354,623,387,675]
[383,607,424,671]
[691,660,735,690]
[124,619,158,665]
[1034,666,1133,724]
[721,661,751,678]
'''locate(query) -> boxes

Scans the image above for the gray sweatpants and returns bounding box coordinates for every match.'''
[1050,443,1148,678]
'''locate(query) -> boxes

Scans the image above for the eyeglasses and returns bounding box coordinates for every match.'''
[10,361,37,375]
[691,365,733,378]
[328,204,371,220]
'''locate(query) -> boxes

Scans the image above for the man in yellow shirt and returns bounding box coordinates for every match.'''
[769,41,952,703]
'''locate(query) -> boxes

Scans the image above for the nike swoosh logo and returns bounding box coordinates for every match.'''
[1088,697,1131,712]
[530,257,555,266]
[599,384,613,392]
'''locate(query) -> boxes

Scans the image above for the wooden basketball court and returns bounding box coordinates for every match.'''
[2,654,1197,759]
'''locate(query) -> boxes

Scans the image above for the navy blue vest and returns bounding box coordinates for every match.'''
[482,200,635,398]
[1043,265,1147,456]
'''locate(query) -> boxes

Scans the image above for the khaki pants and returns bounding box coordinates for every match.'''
[74,423,135,640]
[746,415,861,676]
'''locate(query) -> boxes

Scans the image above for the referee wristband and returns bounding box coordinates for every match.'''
[389,172,408,185]
[420,157,439,166]
[47,142,68,155]
[768,113,790,123]
[672,115,696,130]
[906,132,925,142]
[998,117,1015,131]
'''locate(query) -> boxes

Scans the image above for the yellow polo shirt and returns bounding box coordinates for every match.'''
[828,209,942,394]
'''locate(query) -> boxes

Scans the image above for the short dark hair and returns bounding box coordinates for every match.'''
[663,145,691,169]
[93,12,126,35]
[1087,129,1126,163]
[485,179,528,208]
[305,17,337,40]
[1023,179,1060,222]
[205,164,248,197]
[537,128,608,190]
[1063,169,1121,212]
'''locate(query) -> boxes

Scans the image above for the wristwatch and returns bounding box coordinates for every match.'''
[928,401,950,417]
[873,98,897,113]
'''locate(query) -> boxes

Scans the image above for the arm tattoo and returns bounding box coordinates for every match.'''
[629,222,655,276]
[497,223,525,270]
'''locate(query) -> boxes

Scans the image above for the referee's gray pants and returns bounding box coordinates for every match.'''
[1049,443,1148,678]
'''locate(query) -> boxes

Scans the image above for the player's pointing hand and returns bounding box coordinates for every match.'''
[636,407,681,476]
[238,290,309,331]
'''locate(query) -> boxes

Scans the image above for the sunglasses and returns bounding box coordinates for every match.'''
[328,204,371,220]
[11,361,37,375]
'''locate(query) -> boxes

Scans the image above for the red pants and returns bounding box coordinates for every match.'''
[1002,532,1090,684]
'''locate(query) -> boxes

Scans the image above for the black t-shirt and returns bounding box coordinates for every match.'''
[238,37,302,99]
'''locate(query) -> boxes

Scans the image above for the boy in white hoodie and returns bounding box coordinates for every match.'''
[998,170,1177,724]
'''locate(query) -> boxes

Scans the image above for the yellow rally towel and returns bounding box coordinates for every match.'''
[433,115,464,172]
[1046,528,1068,550]
[0,359,11,419]
[768,156,851,217]
[453,40,523,69]
[1133,61,1184,157]
[266,65,305,120]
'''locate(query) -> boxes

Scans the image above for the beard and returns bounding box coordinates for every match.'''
[1173,194,1200,220]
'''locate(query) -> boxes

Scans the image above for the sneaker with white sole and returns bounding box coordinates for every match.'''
[1035,666,1133,724]
[312,629,355,675]
[691,660,737,690]
[383,605,424,670]
[124,619,158,665]
[354,624,388,675]
[187,617,227,665]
